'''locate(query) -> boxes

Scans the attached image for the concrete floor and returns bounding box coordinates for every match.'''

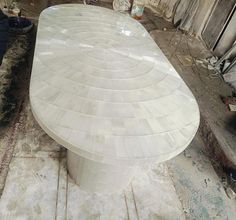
[168,136,236,219]
[0,1,236,219]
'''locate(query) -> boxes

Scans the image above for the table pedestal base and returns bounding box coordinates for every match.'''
[67,151,136,193]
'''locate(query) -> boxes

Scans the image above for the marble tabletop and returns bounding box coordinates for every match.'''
[30,4,200,166]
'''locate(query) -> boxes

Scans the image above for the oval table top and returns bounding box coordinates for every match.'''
[30,4,200,166]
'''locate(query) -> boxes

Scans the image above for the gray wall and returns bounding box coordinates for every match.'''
[147,0,216,38]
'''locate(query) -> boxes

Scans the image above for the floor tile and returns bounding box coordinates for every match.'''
[66,176,128,220]
[131,163,184,220]
[0,157,59,220]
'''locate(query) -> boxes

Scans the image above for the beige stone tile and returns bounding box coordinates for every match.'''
[66,176,128,220]
[131,163,185,220]
[0,157,59,220]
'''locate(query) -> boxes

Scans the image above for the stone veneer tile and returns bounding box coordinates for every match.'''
[131,163,184,220]
[0,157,59,220]
[66,176,128,220]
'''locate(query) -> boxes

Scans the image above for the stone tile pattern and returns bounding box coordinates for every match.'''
[30,4,199,165]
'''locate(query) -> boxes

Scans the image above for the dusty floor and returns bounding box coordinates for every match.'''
[0,1,236,219]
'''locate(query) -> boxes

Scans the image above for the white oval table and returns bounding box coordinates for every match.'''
[30,4,200,193]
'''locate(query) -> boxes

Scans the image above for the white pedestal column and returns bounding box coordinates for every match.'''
[67,150,136,193]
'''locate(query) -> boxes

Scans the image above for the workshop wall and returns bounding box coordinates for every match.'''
[146,0,216,37]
